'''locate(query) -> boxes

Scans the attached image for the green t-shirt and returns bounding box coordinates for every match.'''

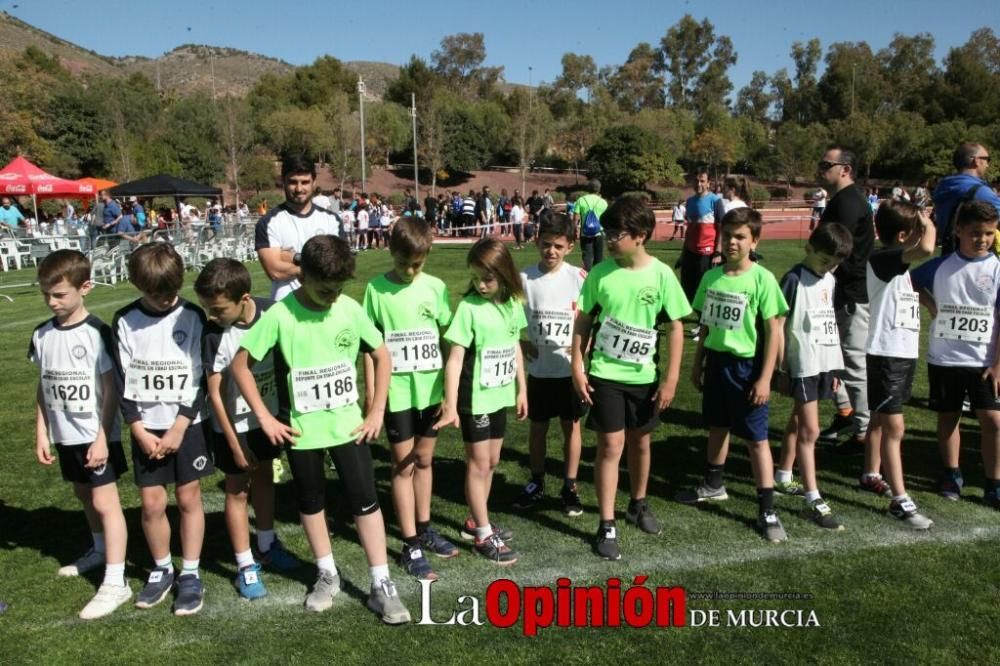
[693,263,788,358]
[443,294,527,415]
[577,257,692,385]
[363,272,452,412]
[240,292,383,450]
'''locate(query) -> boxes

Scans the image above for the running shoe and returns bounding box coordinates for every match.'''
[460,518,513,542]
[58,548,104,577]
[419,527,459,559]
[234,563,267,600]
[819,412,858,443]
[774,478,803,496]
[561,484,584,517]
[304,570,340,612]
[985,490,1000,510]
[79,583,132,620]
[512,481,544,510]
[135,567,174,609]
[858,475,892,497]
[367,578,411,625]
[473,534,518,566]
[624,500,662,535]
[888,498,933,530]
[594,524,621,561]
[805,499,844,531]
[676,483,729,504]
[400,544,438,580]
[939,470,964,501]
[259,539,301,571]
[173,574,204,616]
[758,510,788,543]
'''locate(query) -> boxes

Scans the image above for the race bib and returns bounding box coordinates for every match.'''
[234,368,276,416]
[125,358,194,403]
[595,316,657,365]
[701,289,747,330]
[530,309,574,348]
[893,292,920,331]
[480,345,516,388]
[41,369,96,413]
[934,303,994,344]
[291,361,357,414]
[386,329,442,373]
[807,308,839,346]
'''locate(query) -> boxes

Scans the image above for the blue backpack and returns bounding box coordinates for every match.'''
[581,200,602,237]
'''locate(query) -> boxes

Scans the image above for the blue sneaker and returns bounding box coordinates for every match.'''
[235,563,267,600]
[259,539,301,572]
[419,527,459,559]
[135,567,174,609]
[173,573,204,616]
[400,544,438,580]
[939,470,964,501]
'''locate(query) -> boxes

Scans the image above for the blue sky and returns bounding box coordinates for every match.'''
[5,0,998,91]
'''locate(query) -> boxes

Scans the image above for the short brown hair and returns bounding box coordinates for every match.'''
[721,207,763,240]
[875,199,920,243]
[38,249,90,290]
[602,196,654,241]
[129,242,184,295]
[389,218,434,257]
[466,237,524,303]
[193,258,251,303]
[808,223,853,259]
[955,200,1000,228]
[301,235,355,282]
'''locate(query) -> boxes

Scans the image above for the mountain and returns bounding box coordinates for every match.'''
[0,11,397,98]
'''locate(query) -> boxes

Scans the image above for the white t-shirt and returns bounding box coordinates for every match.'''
[672,204,685,222]
[339,209,355,231]
[357,209,369,231]
[312,194,332,210]
[723,198,748,214]
[520,262,587,378]
[510,205,525,227]
[912,252,1000,367]
[780,264,844,378]
[254,203,340,300]
[866,248,919,359]
[29,315,121,445]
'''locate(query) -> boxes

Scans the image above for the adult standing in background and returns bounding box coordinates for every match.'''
[810,187,827,231]
[312,187,331,211]
[681,169,723,339]
[255,155,340,300]
[932,142,1000,255]
[0,196,24,228]
[329,187,342,213]
[571,179,608,271]
[816,145,875,450]
[98,190,122,237]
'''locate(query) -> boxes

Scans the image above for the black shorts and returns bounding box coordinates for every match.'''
[866,355,917,415]
[701,351,769,442]
[55,440,127,487]
[285,443,379,516]
[585,376,657,434]
[527,376,588,423]
[132,423,215,488]
[211,428,281,476]
[459,409,507,443]
[680,249,713,304]
[927,364,1000,412]
[384,405,440,444]
[790,371,839,404]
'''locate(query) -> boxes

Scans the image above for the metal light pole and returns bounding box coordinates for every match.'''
[358,77,367,194]
[411,93,419,204]
[850,64,856,116]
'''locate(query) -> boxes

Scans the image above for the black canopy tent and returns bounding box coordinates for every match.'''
[110,174,223,200]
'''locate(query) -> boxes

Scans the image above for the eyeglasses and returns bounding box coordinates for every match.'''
[817,161,847,172]
[605,229,631,243]
[976,155,991,164]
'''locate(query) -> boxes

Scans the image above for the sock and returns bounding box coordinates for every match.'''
[403,535,420,549]
[530,473,544,488]
[563,477,576,491]
[775,469,793,484]
[705,464,725,489]
[103,562,126,587]
[257,529,276,553]
[892,494,909,504]
[804,490,821,503]
[628,497,645,512]
[600,519,616,535]
[92,532,106,554]
[862,472,882,482]
[369,564,390,588]
[316,554,338,576]
[235,549,255,569]
[154,554,174,574]
[474,525,492,541]
[837,407,854,417]
[181,559,200,579]
[757,488,775,514]
[415,520,431,536]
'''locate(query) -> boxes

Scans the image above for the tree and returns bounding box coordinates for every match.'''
[554,53,598,99]
[385,56,441,110]
[431,32,502,99]
[627,108,696,164]
[940,28,1000,126]
[586,125,682,195]
[878,33,938,116]
[817,42,885,119]
[607,43,664,112]
[658,15,737,116]
[506,88,554,195]
[220,95,255,205]
[773,122,830,183]
[261,107,334,159]
[735,71,773,123]
[365,102,410,167]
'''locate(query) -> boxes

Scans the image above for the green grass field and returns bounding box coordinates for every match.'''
[1,238,998,664]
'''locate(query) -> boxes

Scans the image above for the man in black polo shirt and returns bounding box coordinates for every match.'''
[817,145,875,450]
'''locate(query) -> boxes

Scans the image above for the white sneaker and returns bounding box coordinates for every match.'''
[304,570,340,612]
[367,578,411,625]
[889,498,933,530]
[79,583,132,620]
[58,548,104,577]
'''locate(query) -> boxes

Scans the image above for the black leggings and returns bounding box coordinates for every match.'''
[286,443,380,516]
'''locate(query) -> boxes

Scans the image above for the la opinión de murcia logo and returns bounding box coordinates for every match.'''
[417,578,820,633]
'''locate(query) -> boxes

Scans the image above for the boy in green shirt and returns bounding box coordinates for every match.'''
[572,197,691,560]
[363,219,458,580]
[678,208,790,543]
[231,234,410,624]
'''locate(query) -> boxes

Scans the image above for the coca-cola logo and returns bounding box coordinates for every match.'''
[0,173,19,181]
[37,184,54,193]
[2,185,27,193]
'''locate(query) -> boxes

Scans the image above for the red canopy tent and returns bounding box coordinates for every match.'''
[0,156,95,220]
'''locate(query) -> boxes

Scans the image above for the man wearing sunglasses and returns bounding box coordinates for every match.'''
[932,142,1000,255]
[815,146,875,451]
